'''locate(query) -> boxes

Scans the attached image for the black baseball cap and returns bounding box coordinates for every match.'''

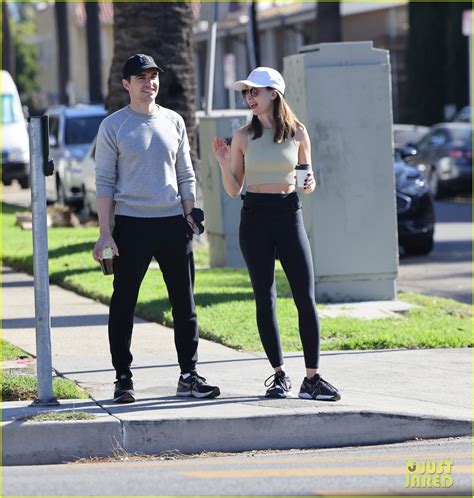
[122,54,164,79]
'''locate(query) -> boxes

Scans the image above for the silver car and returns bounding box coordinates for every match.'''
[80,137,99,216]
[45,105,106,206]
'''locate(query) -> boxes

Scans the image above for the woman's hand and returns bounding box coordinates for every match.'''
[302,170,316,194]
[212,137,231,166]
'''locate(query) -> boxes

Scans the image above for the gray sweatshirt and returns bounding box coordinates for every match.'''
[95,105,195,218]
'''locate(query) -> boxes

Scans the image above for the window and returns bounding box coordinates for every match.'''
[49,116,60,145]
[2,94,22,124]
[428,130,449,147]
[417,129,449,151]
[65,116,105,145]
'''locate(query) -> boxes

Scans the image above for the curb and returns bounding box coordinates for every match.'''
[3,417,122,466]
[3,411,471,466]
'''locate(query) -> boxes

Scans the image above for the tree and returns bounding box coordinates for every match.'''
[405,2,468,125]
[316,1,342,43]
[54,1,71,105]
[444,2,469,111]
[106,2,197,168]
[85,2,103,103]
[11,20,39,108]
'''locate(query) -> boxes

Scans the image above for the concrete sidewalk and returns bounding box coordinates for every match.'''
[2,266,472,465]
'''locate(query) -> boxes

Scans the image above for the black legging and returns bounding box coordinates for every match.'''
[239,192,320,369]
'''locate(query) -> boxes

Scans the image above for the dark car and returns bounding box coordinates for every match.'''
[402,123,472,198]
[395,150,435,256]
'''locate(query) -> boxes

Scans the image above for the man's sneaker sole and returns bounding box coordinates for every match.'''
[113,391,136,403]
[298,392,341,401]
[177,387,221,399]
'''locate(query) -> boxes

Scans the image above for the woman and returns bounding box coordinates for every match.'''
[212,67,340,401]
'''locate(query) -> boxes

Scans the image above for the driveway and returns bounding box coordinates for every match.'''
[397,199,472,304]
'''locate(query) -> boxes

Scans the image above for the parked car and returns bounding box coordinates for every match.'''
[393,124,429,149]
[45,104,107,206]
[394,150,435,256]
[451,105,471,123]
[81,137,98,216]
[1,70,30,189]
[402,123,472,198]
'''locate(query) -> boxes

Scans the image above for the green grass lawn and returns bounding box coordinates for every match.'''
[2,202,471,352]
[2,339,31,361]
[1,372,89,401]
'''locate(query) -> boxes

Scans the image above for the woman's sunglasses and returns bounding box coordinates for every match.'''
[241,87,261,98]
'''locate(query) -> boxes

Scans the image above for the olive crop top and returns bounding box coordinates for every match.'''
[244,128,299,186]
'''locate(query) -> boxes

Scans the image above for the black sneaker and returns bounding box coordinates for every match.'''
[176,371,220,399]
[113,374,136,403]
[298,374,340,401]
[264,371,292,398]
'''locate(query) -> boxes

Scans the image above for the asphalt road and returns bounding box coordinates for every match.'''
[2,182,471,303]
[397,199,472,304]
[2,437,471,496]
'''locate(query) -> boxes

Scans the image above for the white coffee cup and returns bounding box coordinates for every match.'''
[295,164,311,188]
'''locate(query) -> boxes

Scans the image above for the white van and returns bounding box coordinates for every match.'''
[1,70,30,188]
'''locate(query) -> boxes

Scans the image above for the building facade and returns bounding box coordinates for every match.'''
[33,1,408,119]
[34,1,113,109]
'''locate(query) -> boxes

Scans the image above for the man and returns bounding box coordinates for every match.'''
[92,54,220,403]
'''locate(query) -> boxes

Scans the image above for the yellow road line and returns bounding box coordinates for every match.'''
[116,451,472,469]
[180,464,473,479]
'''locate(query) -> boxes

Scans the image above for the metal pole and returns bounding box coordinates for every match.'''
[204,3,218,114]
[28,116,58,406]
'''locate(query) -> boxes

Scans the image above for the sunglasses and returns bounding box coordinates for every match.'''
[241,87,262,98]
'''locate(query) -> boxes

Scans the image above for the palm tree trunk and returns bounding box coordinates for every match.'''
[54,1,71,105]
[106,2,197,168]
[316,1,342,43]
[2,1,14,75]
[85,2,103,104]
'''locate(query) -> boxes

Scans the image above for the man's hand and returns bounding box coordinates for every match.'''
[92,234,119,262]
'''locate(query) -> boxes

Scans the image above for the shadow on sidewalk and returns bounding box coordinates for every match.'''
[96,395,272,414]
[59,349,407,377]
[2,314,110,329]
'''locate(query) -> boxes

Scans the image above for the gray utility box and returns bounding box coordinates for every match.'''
[198,110,249,268]
[284,42,398,302]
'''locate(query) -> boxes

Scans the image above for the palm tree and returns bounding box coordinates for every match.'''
[316,1,342,43]
[54,1,71,104]
[85,2,103,104]
[2,1,14,75]
[106,2,197,167]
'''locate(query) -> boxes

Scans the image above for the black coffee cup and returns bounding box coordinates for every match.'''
[99,247,114,275]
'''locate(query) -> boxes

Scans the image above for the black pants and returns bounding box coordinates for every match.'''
[109,215,198,379]
[239,192,320,369]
